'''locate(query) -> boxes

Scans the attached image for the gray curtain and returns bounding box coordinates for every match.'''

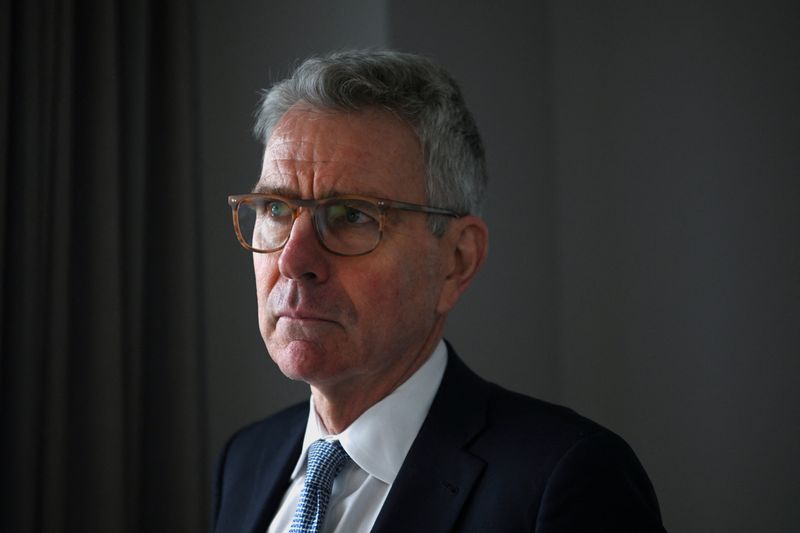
[1,1,207,531]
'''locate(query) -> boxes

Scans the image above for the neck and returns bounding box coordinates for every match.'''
[310,320,446,434]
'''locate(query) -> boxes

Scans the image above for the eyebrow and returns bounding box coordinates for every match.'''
[250,183,384,200]
[251,183,296,196]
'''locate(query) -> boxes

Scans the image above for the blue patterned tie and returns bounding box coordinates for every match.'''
[289,439,350,533]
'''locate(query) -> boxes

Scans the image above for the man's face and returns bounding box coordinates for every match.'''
[254,105,451,394]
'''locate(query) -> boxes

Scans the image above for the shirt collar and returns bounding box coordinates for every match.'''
[289,339,448,485]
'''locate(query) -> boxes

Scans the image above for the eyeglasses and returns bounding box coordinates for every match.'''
[228,193,462,256]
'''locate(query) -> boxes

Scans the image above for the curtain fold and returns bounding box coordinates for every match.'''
[1,1,208,531]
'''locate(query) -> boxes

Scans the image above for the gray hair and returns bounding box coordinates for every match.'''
[254,49,487,235]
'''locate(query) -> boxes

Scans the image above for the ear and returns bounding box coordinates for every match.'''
[437,215,489,314]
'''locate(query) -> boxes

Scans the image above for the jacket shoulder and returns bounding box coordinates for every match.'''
[444,355,664,530]
[483,381,605,449]
[442,350,605,453]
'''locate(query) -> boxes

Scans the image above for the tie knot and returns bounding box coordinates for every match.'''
[305,439,349,490]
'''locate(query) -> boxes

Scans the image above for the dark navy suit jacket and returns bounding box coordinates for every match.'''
[211,347,666,532]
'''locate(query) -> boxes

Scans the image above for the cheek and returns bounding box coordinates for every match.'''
[253,255,278,323]
[350,254,441,327]
[253,253,277,288]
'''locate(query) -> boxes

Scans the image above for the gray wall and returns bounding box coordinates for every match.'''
[198,2,800,532]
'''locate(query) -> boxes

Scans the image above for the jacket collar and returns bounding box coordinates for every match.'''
[241,345,490,533]
[370,345,490,532]
[242,409,306,533]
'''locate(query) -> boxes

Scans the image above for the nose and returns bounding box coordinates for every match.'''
[277,209,329,282]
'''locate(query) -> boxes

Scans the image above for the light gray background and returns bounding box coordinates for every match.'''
[198,2,800,532]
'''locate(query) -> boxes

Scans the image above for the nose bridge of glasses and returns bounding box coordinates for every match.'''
[286,197,325,221]
[284,198,321,238]
[281,199,327,253]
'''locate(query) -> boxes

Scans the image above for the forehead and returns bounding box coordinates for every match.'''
[258,105,426,201]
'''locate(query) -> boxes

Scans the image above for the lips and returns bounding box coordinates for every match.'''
[277,311,336,323]
[266,281,355,327]
[273,303,341,324]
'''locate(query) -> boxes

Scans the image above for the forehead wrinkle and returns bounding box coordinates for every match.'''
[265,137,375,172]
[259,106,427,205]
[256,166,350,199]
[262,149,380,188]
[268,134,384,172]
[274,130,369,150]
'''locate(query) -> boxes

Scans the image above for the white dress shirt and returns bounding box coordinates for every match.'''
[266,340,448,533]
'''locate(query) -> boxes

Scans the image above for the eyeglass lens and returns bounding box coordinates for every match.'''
[237,197,383,255]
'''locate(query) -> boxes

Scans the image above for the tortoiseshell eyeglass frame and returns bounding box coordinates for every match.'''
[227,193,462,256]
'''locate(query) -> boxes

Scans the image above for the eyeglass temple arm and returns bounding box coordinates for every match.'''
[378,199,463,218]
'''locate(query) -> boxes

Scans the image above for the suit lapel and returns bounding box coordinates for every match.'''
[242,411,305,533]
[371,349,490,533]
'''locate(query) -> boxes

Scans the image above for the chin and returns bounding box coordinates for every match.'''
[269,339,342,384]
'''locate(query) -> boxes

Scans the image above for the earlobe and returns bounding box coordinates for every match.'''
[437,216,489,314]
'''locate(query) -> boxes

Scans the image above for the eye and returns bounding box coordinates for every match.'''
[265,200,291,218]
[325,202,378,226]
[344,207,369,224]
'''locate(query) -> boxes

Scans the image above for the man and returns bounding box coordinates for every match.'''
[213,50,666,532]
